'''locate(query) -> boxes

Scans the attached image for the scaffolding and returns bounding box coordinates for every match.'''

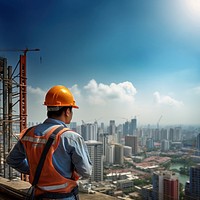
[0,49,39,179]
[0,56,19,179]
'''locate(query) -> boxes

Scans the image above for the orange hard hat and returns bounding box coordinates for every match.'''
[44,85,79,109]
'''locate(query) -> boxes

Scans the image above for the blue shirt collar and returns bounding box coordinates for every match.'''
[43,118,68,127]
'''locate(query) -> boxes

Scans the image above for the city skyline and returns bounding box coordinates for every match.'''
[0,0,200,126]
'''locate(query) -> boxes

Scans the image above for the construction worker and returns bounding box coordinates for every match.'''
[6,85,92,200]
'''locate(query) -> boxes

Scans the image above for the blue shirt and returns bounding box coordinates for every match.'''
[6,118,92,200]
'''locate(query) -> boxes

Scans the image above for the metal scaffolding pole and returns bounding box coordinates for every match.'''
[8,66,13,179]
[2,58,8,178]
[0,58,3,176]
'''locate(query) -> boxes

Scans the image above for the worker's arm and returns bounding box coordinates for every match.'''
[71,136,93,179]
[62,132,92,179]
[6,141,30,174]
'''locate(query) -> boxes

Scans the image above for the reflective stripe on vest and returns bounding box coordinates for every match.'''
[38,182,69,191]
[22,136,47,144]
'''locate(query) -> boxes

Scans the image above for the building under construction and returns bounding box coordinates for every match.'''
[0,50,37,180]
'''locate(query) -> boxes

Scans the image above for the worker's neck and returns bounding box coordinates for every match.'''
[50,116,65,123]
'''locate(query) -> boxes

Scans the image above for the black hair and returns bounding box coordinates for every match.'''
[47,106,72,118]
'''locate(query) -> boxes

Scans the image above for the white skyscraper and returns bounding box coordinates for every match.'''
[85,140,104,182]
[106,144,115,164]
[174,127,182,142]
[161,140,170,152]
[86,123,98,141]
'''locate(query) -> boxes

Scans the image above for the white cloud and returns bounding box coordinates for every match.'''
[153,91,184,107]
[27,86,45,96]
[83,79,137,105]
[70,84,81,97]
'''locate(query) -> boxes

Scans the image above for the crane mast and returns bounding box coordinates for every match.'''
[157,115,162,129]
[19,49,40,131]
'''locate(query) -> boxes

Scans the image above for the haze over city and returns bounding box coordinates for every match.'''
[0,0,200,126]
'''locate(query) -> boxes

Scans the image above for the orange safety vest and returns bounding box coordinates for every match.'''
[20,125,79,196]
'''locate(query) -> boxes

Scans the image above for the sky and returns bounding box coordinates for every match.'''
[0,0,200,127]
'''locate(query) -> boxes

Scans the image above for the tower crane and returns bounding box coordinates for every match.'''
[157,115,162,129]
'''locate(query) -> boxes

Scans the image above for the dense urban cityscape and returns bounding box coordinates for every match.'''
[25,119,200,199]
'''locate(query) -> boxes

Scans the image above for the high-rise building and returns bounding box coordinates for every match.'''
[160,128,168,141]
[161,140,170,152]
[105,144,115,164]
[99,132,109,156]
[152,128,160,142]
[109,120,116,135]
[140,133,146,147]
[196,133,200,156]
[116,124,123,143]
[189,164,200,199]
[169,128,174,142]
[100,122,105,131]
[81,123,98,141]
[184,181,190,199]
[88,123,98,141]
[99,122,105,139]
[174,127,182,142]
[144,125,152,138]
[163,174,179,200]
[146,138,154,151]
[152,171,164,200]
[125,135,138,155]
[168,127,182,142]
[129,118,137,135]
[80,124,87,140]
[114,143,124,165]
[123,121,129,136]
[152,171,179,200]
[85,140,104,182]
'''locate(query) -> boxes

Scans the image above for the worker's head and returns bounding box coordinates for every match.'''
[44,85,79,123]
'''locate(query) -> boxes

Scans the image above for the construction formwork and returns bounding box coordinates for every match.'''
[0,55,27,179]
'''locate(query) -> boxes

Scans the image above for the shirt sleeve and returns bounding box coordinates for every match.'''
[62,132,93,179]
[6,141,30,174]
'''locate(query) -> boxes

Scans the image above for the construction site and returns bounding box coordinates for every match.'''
[0,51,115,200]
[0,50,35,180]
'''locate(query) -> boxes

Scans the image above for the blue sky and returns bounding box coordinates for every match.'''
[0,0,200,126]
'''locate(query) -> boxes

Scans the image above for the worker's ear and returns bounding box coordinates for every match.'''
[65,107,71,117]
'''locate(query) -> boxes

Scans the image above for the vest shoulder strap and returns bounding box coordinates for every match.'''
[20,126,35,139]
[32,126,65,186]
